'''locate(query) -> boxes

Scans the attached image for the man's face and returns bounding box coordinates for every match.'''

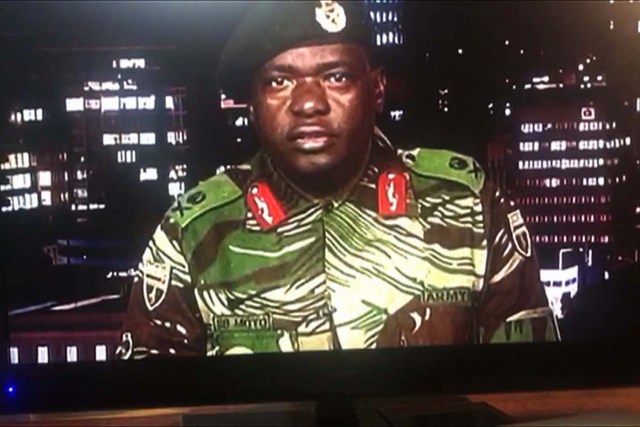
[250,43,385,178]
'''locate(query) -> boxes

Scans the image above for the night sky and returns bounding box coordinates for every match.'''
[0,1,608,54]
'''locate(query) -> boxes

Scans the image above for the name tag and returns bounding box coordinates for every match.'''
[213,314,273,332]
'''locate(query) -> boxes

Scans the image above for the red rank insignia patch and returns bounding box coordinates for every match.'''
[378,170,408,217]
[246,181,287,230]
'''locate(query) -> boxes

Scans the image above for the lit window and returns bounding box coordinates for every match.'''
[165,95,175,110]
[120,96,137,110]
[168,181,185,198]
[85,99,101,110]
[9,347,19,365]
[95,345,107,362]
[118,58,145,69]
[29,193,38,209]
[101,81,120,91]
[37,346,49,364]
[36,108,43,121]
[123,79,137,90]
[84,80,101,91]
[66,346,78,363]
[41,190,52,206]
[167,130,186,145]
[9,111,22,125]
[138,95,156,110]
[23,109,36,122]
[101,96,119,112]
[74,188,88,199]
[140,132,156,145]
[103,134,120,146]
[66,97,84,112]
[117,150,136,164]
[140,167,158,182]
[234,116,249,127]
[390,110,403,121]
[178,164,188,177]
[10,173,32,190]
[121,133,139,145]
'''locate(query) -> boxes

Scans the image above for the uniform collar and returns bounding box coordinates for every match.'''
[244,136,419,231]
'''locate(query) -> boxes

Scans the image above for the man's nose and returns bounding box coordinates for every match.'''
[289,79,330,117]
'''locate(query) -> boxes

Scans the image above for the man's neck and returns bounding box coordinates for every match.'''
[276,143,372,203]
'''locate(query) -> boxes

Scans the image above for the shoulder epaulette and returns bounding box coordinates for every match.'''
[165,171,244,229]
[400,148,485,196]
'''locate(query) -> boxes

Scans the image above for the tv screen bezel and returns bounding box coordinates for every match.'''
[2,341,640,414]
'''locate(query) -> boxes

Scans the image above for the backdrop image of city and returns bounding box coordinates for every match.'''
[0,0,639,364]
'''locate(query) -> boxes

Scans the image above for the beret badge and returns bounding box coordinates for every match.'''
[315,0,347,33]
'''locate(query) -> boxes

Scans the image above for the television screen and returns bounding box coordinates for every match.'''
[0,0,639,398]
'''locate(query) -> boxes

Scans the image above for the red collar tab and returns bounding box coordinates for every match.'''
[378,170,408,217]
[246,181,287,230]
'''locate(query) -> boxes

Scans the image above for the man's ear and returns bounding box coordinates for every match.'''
[372,67,387,114]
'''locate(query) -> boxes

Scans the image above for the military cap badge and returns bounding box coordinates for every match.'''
[315,0,347,33]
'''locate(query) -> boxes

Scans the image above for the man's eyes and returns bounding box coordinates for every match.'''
[325,72,352,84]
[265,76,293,88]
[263,72,353,88]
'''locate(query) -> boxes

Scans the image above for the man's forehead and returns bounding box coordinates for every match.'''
[259,43,368,74]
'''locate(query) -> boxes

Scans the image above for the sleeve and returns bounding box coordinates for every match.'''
[476,184,560,344]
[115,221,207,359]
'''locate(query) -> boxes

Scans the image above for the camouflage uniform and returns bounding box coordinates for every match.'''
[116,137,557,359]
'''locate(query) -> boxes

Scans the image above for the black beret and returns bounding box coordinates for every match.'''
[217,0,374,100]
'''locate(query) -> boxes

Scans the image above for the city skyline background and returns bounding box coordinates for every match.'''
[1,0,639,364]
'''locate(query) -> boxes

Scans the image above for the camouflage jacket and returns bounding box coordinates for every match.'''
[116,140,557,359]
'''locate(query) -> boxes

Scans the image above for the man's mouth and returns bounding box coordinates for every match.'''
[288,127,335,153]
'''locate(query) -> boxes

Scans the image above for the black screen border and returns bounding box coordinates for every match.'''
[1,341,639,414]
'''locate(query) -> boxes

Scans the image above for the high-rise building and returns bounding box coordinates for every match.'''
[365,0,404,48]
[487,59,639,318]
[1,43,194,363]
[52,47,189,219]
[603,1,640,242]
[364,0,411,142]
[0,105,69,214]
[1,45,190,220]
[509,64,637,279]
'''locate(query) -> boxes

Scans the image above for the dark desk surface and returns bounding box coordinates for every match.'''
[2,387,640,426]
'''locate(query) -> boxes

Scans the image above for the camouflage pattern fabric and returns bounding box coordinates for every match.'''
[116,139,557,359]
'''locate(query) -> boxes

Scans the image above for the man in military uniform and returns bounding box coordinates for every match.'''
[116,0,557,359]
